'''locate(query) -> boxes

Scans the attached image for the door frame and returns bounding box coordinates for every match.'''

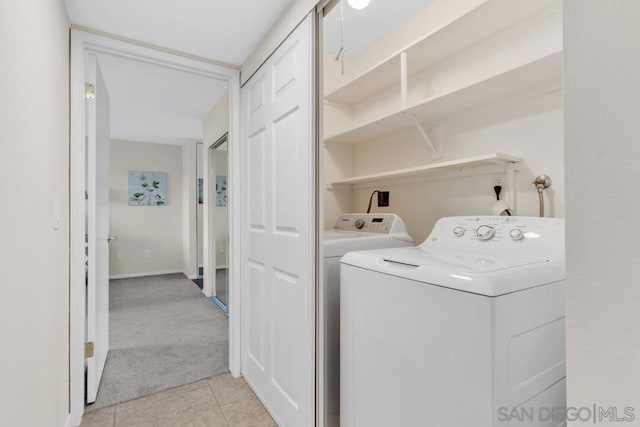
[206,132,230,313]
[69,29,242,426]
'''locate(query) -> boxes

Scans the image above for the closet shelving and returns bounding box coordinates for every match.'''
[323,0,562,146]
[324,0,560,104]
[329,153,521,187]
[322,0,562,210]
[325,52,561,145]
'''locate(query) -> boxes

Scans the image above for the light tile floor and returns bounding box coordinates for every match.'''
[81,374,276,427]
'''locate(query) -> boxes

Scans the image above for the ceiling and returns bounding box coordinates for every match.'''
[64,0,292,66]
[97,53,228,145]
[323,0,433,57]
[65,0,296,145]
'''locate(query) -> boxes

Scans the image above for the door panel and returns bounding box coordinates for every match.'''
[248,130,267,230]
[242,15,315,426]
[86,54,110,404]
[273,109,302,233]
[247,260,266,369]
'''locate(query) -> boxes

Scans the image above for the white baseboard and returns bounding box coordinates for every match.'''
[65,413,73,427]
[109,270,182,280]
[187,274,199,280]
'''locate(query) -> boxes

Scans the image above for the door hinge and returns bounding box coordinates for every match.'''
[85,341,95,358]
[85,83,96,100]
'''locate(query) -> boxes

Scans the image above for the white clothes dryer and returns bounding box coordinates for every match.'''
[323,214,413,426]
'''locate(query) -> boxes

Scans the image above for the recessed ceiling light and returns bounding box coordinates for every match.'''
[347,0,371,10]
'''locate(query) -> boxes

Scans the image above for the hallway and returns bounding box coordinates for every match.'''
[88,274,229,410]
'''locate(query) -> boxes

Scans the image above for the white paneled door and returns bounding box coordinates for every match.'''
[86,54,111,404]
[241,14,316,426]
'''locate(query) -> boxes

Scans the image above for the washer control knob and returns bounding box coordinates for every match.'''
[476,225,495,241]
[354,218,366,230]
[509,228,524,241]
[453,226,465,237]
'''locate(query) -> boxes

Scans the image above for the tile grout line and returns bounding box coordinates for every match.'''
[209,375,259,406]
[206,379,231,426]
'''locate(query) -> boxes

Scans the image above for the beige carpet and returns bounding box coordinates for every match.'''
[86,273,229,411]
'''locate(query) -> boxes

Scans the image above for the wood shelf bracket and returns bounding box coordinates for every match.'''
[405,111,438,153]
[400,51,408,108]
[506,161,519,213]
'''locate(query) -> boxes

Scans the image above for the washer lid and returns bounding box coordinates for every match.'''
[340,246,564,296]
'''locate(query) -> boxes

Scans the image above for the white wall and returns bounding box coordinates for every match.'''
[564,0,640,418]
[203,92,229,295]
[182,139,199,278]
[0,0,70,426]
[203,91,229,151]
[351,90,564,243]
[109,139,183,277]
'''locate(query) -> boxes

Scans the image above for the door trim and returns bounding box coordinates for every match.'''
[206,132,229,313]
[69,29,242,426]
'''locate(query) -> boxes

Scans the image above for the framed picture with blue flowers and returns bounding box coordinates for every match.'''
[128,171,167,206]
[216,175,227,207]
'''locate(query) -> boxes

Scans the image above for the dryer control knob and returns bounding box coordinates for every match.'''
[509,228,524,241]
[453,226,465,237]
[354,219,366,230]
[476,225,495,241]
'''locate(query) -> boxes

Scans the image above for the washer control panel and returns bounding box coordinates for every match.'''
[334,214,401,234]
[446,216,535,243]
[425,216,565,258]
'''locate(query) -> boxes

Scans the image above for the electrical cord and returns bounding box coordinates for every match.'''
[366,190,380,214]
[494,185,502,201]
[493,185,512,216]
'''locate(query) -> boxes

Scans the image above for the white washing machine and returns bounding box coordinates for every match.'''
[340,216,566,427]
[323,214,413,427]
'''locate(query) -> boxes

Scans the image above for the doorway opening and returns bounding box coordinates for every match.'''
[85,51,228,412]
[208,132,229,314]
[70,29,242,426]
[194,142,205,289]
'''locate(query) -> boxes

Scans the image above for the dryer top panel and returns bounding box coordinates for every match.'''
[332,213,410,236]
[324,214,414,258]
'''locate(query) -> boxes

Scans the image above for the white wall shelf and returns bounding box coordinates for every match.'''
[325,52,562,145]
[330,153,521,187]
[324,0,560,105]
